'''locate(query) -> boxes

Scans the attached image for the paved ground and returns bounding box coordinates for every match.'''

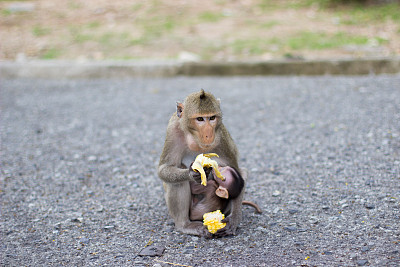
[1,75,399,266]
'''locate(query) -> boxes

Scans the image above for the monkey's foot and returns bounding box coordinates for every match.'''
[213,216,237,237]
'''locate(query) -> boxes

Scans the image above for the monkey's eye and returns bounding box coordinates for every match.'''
[210,116,216,121]
[196,117,204,121]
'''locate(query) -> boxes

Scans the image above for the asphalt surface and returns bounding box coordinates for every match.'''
[1,75,399,266]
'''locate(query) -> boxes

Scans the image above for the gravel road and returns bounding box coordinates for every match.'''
[1,75,399,266]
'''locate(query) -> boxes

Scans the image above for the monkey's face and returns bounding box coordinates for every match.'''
[189,113,219,149]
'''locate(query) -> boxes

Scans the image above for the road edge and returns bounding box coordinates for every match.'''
[1,57,399,79]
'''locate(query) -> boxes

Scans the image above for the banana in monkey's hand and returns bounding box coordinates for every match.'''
[203,210,226,234]
[191,153,225,186]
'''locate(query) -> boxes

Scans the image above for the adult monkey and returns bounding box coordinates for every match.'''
[158,89,246,237]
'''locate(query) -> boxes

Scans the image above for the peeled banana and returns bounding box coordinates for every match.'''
[191,153,225,186]
[203,210,226,234]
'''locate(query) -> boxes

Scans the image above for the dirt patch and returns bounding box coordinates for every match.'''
[1,0,399,61]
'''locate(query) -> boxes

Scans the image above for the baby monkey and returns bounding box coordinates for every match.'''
[189,166,246,221]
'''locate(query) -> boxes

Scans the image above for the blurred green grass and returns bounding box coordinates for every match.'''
[1,0,399,60]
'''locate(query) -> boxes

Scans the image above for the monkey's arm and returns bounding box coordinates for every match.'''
[159,156,210,184]
[158,117,197,184]
[158,163,191,184]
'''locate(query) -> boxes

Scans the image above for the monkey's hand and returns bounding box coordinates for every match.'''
[189,162,212,184]
[213,215,237,237]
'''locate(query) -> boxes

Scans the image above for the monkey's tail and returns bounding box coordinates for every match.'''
[242,200,262,214]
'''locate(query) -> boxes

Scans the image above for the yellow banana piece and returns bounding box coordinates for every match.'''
[203,210,226,234]
[191,153,225,186]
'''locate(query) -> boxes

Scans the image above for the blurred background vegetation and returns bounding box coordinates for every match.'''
[1,0,399,61]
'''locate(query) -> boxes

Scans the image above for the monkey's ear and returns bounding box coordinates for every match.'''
[215,186,229,199]
[217,98,221,106]
[176,102,184,118]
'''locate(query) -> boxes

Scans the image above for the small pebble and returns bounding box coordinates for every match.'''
[71,217,83,223]
[139,245,165,257]
[216,240,224,246]
[88,156,97,162]
[288,209,298,214]
[272,190,281,197]
[357,259,368,266]
[96,206,105,212]
[256,226,268,233]
[284,226,297,232]
[79,237,90,245]
[365,203,375,209]
[309,216,319,224]
[54,222,62,229]
[361,246,370,252]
